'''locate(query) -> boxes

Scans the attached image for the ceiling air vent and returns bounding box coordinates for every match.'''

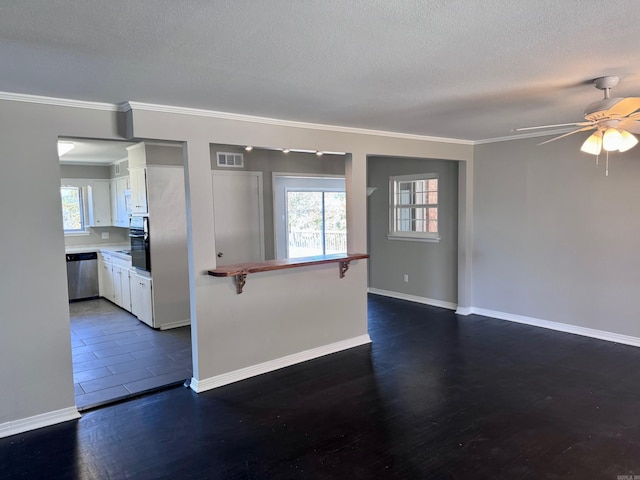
[217,152,244,168]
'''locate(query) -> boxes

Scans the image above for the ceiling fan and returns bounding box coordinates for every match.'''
[516,76,640,175]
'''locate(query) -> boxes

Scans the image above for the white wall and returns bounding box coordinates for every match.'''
[474,134,640,338]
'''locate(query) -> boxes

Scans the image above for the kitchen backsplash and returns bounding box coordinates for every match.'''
[65,226,130,247]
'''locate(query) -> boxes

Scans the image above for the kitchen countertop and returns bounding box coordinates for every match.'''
[65,244,130,255]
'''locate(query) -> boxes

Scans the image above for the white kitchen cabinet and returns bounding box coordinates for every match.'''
[87,180,111,227]
[129,167,148,215]
[98,253,115,302]
[110,176,131,227]
[99,252,133,312]
[113,265,132,311]
[131,272,153,327]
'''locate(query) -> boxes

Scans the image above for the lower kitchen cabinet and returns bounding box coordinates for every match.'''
[98,253,115,302]
[131,273,153,327]
[98,252,153,326]
[113,265,132,311]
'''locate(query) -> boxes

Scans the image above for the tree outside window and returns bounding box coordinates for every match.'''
[61,186,85,232]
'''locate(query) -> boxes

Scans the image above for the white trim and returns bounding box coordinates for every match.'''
[0,407,80,439]
[0,91,122,111]
[0,92,574,147]
[158,319,191,330]
[190,334,372,393]
[455,306,473,316]
[368,288,457,310]
[470,307,640,348]
[125,101,473,145]
[386,234,440,243]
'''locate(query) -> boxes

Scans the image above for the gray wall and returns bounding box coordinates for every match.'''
[209,144,345,259]
[368,156,458,304]
[474,134,640,337]
[0,100,123,430]
[59,164,110,179]
[1,95,472,435]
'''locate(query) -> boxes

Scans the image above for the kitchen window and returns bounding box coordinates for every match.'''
[60,185,86,233]
[388,173,439,242]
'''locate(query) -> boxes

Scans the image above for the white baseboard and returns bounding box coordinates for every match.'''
[471,307,640,348]
[159,319,191,330]
[455,306,473,316]
[368,288,457,311]
[190,334,372,393]
[0,406,80,439]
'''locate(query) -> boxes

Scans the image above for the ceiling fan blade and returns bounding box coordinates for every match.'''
[537,126,595,145]
[605,97,640,117]
[618,119,640,134]
[514,121,591,132]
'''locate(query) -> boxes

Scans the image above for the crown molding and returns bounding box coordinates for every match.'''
[124,101,475,146]
[0,91,124,111]
[0,91,576,147]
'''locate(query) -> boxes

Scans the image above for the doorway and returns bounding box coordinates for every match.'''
[59,138,193,410]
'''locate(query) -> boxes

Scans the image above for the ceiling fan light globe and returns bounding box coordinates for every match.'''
[580,132,603,155]
[618,130,638,152]
[603,128,623,151]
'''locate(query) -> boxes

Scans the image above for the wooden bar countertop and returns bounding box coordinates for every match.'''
[208,253,369,277]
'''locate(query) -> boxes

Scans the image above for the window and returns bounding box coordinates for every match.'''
[286,190,346,257]
[60,185,86,233]
[273,176,346,259]
[388,173,439,242]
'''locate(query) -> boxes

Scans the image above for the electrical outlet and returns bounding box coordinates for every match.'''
[403,274,409,283]
[101,232,110,240]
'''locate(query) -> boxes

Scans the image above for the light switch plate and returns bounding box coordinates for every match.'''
[101,232,109,239]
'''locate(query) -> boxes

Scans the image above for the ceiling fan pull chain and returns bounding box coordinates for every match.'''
[605,151,609,176]
[595,153,599,167]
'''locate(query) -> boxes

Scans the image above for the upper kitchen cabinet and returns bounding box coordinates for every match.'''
[110,175,131,227]
[86,180,111,226]
[129,167,148,215]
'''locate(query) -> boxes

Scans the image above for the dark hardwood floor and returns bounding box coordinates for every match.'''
[2,294,640,479]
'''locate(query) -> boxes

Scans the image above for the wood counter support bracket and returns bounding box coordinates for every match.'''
[235,273,248,294]
[339,260,349,278]
[209,253,369,295]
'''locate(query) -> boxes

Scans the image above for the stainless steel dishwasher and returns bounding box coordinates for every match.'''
[66,252,99,301]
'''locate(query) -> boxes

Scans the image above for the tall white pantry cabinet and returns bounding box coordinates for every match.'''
[126,142,191,330]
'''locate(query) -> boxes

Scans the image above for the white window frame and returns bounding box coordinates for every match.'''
[60,184,89,235]
[388,173,440,243]
[272,174,346,259]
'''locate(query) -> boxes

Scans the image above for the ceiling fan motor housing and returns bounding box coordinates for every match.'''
[585,98,624,120]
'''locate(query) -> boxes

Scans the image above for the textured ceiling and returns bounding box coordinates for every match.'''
[2,1,640,141]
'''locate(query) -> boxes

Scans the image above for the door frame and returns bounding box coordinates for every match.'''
[211,169,266,262]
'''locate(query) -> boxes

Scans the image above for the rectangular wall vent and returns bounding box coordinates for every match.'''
[114,163,121,175]
[217,152,244,168]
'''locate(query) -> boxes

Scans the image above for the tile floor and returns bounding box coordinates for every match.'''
[69,298,192,410]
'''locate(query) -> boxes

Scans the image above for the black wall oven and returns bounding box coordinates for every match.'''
[130,216,151,272]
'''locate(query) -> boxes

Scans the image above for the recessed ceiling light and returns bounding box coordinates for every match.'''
[315,151,324,156]
[245,146,253,151]
[282,148,290,154]
[57,141,75,157]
